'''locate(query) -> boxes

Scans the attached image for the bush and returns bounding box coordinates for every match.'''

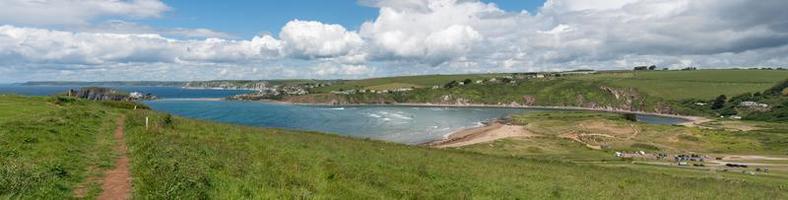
[622,113,638,122]
[52,96,78,105]
[630,143,660,151]
[163,114,174,128]
[100,101,150,110]
[711,95,727,110]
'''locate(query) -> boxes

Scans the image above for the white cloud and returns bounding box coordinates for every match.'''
[0,0,170,25]
[359,0,497,65]
[279,20,364,59]
[542,0,640,12]
[313,63,372,77]
[2,0,788,82]
[76,20,234,39]
[0,25,280,65]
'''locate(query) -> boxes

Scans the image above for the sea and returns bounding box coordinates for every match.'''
[0,85,688,144]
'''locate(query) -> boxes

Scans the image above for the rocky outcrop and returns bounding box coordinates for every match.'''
[64,87,154,101]
[522,95,537,106]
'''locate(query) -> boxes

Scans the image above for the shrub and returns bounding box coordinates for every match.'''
[711,95,727,110]
[630,143,660,151]
[100,101,150,110]
[622,113,638,122]
[52,96,78,105]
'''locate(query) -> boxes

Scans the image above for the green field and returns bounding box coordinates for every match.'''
[313,74,496,93]
[314,69,787,101]
[292,69,787,118]
[1,95,787,199]
[567,70,788,100]
[0,96,118,199]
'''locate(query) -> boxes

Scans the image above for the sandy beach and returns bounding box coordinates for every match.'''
[425,121,535,148]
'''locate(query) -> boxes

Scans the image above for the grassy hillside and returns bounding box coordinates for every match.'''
[125,110,787,199]
[0,96,118,199]
[312,74,496,93]
[291,69,787,117]
[566,69,788,100]
[2,95,786,199]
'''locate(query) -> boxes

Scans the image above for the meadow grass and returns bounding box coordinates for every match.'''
[0,96,118,199]
[1,96,786,199]
[567,70,788,100]
[124,109,786,199]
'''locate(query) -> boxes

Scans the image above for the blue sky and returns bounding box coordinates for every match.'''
[0,0,786,82]
[142,0,545,38]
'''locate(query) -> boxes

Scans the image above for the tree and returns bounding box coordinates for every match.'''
[648,65,657,70]
[711,95,727,110]
[633,66,648,71]
[462,79,473,85]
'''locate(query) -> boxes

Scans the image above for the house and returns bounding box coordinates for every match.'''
[739,101,768,108]
[129,92,144,99]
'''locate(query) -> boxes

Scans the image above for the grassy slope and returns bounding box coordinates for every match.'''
[296,70,787,117]
[0,96,117,199]
[567,70,788,100]
[313,74,496,93]
[2,96,786,199]
[126,107,786,199]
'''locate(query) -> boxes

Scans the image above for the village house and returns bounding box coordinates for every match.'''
[739,101,768,108]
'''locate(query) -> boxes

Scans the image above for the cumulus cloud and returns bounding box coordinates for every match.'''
[76,20,234,39]
[359,0,788,70]
[1,0,788,82]
[312,63,373,77]
[0,0,170,25]
[0,25,281,65]
[279,20,364,59]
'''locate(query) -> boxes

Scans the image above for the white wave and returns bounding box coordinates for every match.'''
[388,113,413,120]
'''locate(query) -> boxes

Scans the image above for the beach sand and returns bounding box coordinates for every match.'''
[426,122,535,148]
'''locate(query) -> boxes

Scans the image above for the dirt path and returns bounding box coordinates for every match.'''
[626,125,640,140]
[97,116,131,200]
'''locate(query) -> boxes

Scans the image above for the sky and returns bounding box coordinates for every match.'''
[0,0,786,83]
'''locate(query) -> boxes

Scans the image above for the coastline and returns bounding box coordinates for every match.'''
[249,100,712,147]
[205,99,713,147]
[237,99,708,123]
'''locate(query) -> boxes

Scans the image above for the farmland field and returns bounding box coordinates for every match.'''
[567,70,788,100]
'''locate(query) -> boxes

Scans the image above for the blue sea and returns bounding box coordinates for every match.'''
[0,85,687,144]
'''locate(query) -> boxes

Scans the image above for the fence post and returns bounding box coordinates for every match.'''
[145,117,149,130]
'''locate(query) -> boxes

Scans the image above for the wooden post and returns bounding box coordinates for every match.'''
[145,117,149,130]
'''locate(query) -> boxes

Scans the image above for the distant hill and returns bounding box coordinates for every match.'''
[21,81,188,87]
